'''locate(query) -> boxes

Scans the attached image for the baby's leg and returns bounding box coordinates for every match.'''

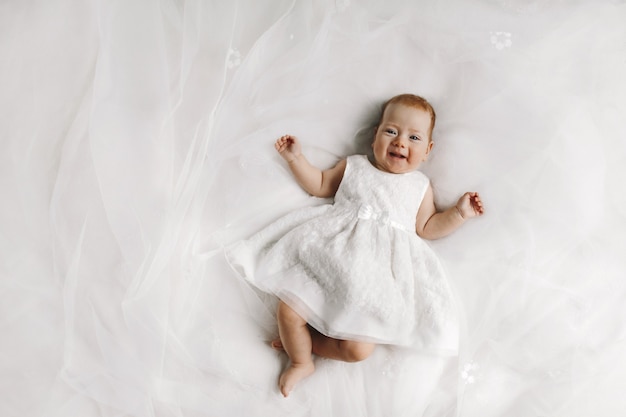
[276,301,315,397]
[310,330,376,362]
[272,327,376,362]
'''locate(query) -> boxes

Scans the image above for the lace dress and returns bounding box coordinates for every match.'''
[226,155,458,352]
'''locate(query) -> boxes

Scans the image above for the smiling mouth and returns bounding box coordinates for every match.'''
[389,151,406,159]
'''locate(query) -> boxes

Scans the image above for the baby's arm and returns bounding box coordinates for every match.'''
[275,135,346,198]
[415,185,484,240]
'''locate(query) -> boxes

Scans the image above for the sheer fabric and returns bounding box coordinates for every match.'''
[2,1,626,416]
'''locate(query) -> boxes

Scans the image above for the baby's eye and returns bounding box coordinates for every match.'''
[385,129,397,135]
[410,135,421,141]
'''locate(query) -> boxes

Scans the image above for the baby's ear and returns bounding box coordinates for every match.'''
[423,140,434,161]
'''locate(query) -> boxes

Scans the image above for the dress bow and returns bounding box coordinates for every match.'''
[358,204,391,226]
[356,204,410,232]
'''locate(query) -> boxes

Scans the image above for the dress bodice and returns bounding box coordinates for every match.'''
[334,155,430,232]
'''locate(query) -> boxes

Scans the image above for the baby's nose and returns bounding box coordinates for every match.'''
[392,136,407,147]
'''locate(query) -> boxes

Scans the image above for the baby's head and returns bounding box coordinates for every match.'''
[380,94,436,140]
[372,94,436,174]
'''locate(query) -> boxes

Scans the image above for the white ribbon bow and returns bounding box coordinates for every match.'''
[358,204,390,224]
[357,204,408,231]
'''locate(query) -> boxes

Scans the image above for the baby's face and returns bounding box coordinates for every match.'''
[372,103,433,174]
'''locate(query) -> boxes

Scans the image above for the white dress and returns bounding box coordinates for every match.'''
[6,1,626,415]
[226,155,458,353]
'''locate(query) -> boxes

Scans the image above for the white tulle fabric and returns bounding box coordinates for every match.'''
[226,155,459,350]
[2,0,626,416]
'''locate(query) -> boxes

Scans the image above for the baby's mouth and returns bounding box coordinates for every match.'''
[389,151,406,159]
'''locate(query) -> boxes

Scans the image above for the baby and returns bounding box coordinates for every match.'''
[226,94,484,397]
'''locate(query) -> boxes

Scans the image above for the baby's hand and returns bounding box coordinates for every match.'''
[456,192,484,219]
[275,135,302,163]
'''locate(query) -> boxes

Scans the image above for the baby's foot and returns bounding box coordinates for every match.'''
[270,338,284,351]
[279,362,315,397]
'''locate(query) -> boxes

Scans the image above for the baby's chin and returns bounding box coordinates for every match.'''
[372,158,416,174]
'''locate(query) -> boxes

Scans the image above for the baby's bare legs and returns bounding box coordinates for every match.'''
[273,314,375,363]
[276,301,315,397]
[310,330,375,362]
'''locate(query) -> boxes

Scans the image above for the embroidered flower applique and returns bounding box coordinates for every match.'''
[490,31,513,50]
[381,352,400,377]
[226,48,242,69]
[461,362,480,385]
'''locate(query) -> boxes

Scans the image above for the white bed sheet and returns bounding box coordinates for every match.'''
[2,1,626,416]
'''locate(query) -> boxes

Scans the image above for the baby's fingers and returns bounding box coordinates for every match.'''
[275,136,289,150]
[471,194,484,214]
